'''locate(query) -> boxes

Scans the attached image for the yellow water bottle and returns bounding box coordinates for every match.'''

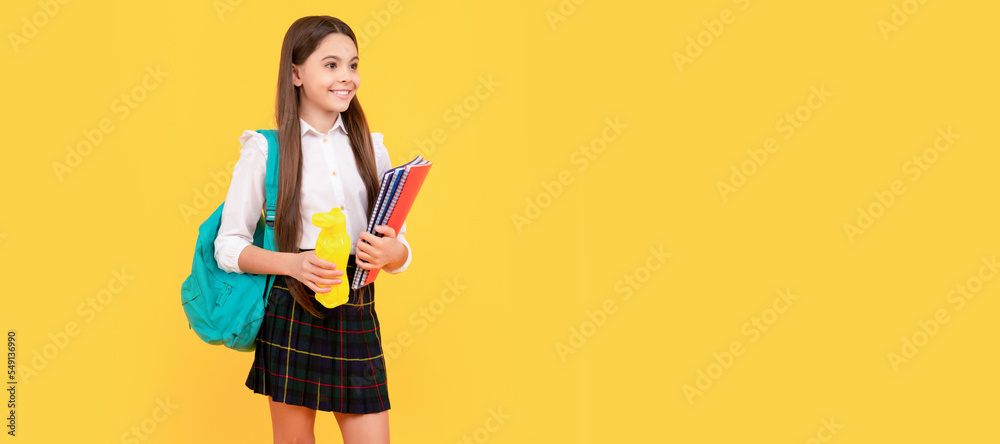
[311,207,351,308]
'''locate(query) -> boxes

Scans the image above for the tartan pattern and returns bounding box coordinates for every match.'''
[245,253,390,414]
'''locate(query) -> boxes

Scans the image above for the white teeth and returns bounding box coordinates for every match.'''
[332,90,349,95]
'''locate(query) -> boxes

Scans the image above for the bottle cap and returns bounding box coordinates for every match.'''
[312,207,346,229]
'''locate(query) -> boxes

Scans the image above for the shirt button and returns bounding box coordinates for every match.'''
[322,138,328,143]
[340,205,345,210]
[331,171,337,176]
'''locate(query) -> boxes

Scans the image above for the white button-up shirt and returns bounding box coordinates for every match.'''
[214,115,411,275]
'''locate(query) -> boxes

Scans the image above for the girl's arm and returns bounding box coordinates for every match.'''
[382,221,411,273]
[215,131,342,293]
[236,246,295,276]
[368,133,413,274]
[238,246,343,293]
[357,224,408,272]
[214,130,269,274]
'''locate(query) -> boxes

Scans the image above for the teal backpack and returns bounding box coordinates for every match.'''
[181,129,281,352]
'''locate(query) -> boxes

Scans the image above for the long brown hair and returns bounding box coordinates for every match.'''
[274,16,380,318]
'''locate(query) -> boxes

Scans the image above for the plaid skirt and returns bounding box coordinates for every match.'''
[245,253,390,414]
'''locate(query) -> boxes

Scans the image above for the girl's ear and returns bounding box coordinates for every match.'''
[291,64,302,87]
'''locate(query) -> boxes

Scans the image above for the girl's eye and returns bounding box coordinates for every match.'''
[324,62,357,69]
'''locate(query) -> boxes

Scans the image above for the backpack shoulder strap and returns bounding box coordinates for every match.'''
[256,130,280,228]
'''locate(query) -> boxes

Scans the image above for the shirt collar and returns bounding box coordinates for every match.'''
[299,114,348,137]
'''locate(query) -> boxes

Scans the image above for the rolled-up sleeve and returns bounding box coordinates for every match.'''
[383,221,411,274]
[214,130,268,274]
[373,132,412,274]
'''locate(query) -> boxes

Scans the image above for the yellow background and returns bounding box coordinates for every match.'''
[2,0,998,442]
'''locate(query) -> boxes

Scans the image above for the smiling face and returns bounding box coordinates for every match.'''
[292,32,360,130]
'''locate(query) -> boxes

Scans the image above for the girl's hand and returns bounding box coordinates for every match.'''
[356,225,406,271]
[287,251,344,293]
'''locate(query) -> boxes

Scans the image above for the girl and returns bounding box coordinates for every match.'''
[213,15,410,444]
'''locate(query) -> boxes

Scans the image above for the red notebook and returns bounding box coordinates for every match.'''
[351,155,432,289]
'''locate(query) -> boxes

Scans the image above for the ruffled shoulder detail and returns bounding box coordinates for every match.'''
[238,130,269,159]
